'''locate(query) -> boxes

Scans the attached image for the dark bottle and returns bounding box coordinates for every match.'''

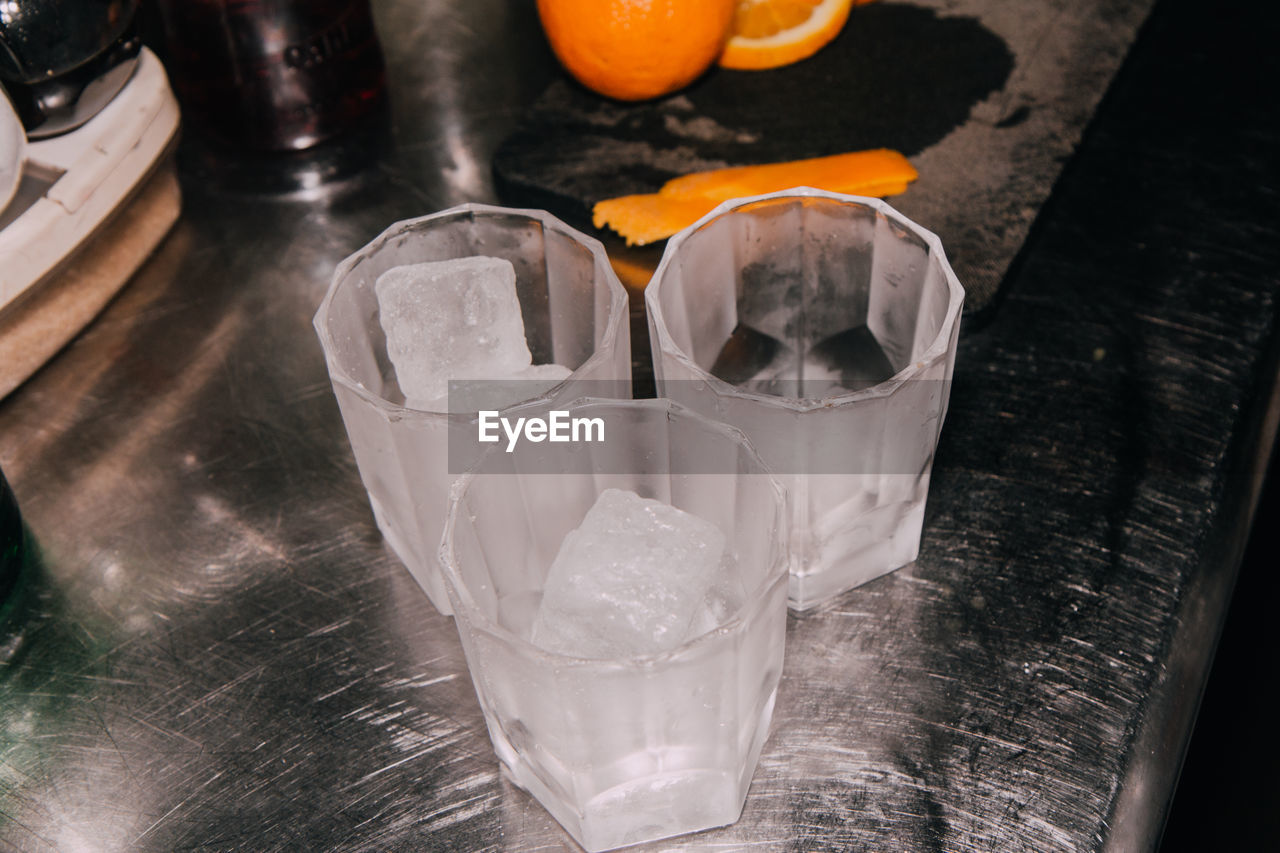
[0,0,144,138]
[152,0,387,151]
[1,466,25,623]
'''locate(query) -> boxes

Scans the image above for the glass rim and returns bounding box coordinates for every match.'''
[312,202,630,417]
[437,396,791,669]
[644,187,966,413]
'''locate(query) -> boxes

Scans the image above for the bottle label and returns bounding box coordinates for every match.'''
[283,15,357,71]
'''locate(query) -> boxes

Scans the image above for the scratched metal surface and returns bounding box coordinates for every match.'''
[2,0,1279,851]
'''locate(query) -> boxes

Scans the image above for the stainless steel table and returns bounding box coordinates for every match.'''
[3,0,1278,850]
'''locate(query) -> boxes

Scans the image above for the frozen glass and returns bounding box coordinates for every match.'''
[646,189,964,611]
[439,399,789,852]
[313,204,631,614]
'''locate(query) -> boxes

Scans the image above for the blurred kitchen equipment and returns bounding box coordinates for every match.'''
[0,93,24,213]
[151,0,387,151]
[0,47,181,399]
[0,0,144,139]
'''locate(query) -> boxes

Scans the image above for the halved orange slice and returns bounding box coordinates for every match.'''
[718,0,868,70]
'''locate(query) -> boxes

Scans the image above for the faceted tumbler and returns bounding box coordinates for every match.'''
[313,204,630,614]
[439,398,789,852]
[646,189,964,610]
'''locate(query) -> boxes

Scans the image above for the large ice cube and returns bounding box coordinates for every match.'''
[517,363,574,383]
[531,489,729,659]
[375,256,533,404]
[685,556,748,639]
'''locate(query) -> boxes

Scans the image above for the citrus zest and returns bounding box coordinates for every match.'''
[593,149,918,246]
[595,195,724,249]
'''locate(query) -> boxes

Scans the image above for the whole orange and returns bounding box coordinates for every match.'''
[537,0,736,101]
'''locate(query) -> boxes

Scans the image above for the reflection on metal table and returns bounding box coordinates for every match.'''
[2,0,1278,850]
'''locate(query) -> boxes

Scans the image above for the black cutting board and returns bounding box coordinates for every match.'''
[493,0,1158,312]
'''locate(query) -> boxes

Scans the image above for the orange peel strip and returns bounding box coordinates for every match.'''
[593,194,723,248]
[661,148,916,201]
[592,149,918,246]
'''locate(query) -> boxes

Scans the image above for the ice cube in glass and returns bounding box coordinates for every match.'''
[313,204,631,614]
[374,255,533,406]
[439,398,788,852]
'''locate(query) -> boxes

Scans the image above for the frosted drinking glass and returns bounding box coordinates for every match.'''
[646,189,964,610]
[439,398,789,852]
[313,204,630,614]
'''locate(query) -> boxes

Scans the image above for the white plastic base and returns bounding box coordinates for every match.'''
[0,49,180,313]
